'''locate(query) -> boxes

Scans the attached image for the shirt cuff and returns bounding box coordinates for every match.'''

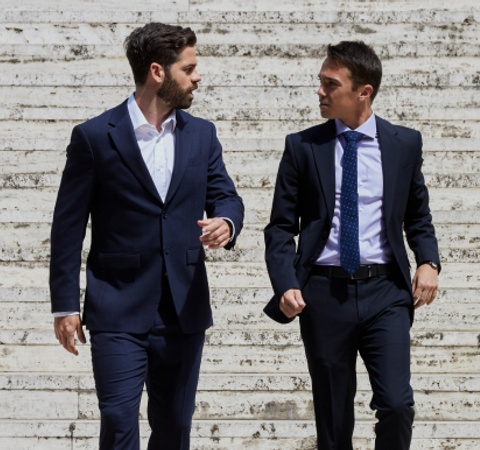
[53,311,80,317]
[220,217,235,242]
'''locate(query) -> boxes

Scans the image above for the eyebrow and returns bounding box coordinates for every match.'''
[318,75,340,83]
[183,63,197,69]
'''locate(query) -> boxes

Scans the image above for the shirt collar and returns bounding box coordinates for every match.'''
[127,93,177,133]
[335,112,377,140]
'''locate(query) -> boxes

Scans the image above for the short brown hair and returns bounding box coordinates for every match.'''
[124,23,197,85]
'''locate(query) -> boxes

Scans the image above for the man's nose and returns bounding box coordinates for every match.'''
[192,69,202,83]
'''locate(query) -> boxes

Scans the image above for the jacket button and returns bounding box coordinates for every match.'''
[163,213,168,219]
[164,248,170,255]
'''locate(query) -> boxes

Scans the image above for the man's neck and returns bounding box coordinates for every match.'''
[340,108,373,130]
[134,88,173,131]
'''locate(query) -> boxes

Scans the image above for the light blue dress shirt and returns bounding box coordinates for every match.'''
[316,113,393,266]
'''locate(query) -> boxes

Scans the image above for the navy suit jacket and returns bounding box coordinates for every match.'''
[264,116,439,323]
[50,100,244,334]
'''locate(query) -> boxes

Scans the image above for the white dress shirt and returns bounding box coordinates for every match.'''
[316,113,393,266]
[127,93,175,201]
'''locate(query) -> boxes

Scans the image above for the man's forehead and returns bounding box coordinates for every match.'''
[174,45,197,63]
[319,59,351,79]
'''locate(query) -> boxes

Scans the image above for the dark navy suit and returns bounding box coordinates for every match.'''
[264,117,439,449]
[50,100,244,449]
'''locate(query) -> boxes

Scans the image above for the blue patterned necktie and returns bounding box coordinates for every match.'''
[340,130,364,276]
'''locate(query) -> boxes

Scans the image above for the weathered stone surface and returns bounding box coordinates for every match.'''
[1,1,479,448]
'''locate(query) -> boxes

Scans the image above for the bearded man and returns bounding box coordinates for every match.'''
[50,23,244,450]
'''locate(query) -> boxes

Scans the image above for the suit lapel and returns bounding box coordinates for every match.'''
[165,110,192,206]
[108,101,162,203]
[376,116,399,223]
[311,120,337,222]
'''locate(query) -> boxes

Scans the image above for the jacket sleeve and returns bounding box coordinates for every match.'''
[49,125,95,313]
[264,134,302,301]
[204,123,244,249]
[403,131,441,270]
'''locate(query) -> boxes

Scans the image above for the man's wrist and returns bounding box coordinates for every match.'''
[220,217,235,242]
[421,261,439,272]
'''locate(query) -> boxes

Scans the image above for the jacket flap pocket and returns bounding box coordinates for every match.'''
[187,247,205,265]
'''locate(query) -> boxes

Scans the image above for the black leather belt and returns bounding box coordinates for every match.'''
[311,264,397,280]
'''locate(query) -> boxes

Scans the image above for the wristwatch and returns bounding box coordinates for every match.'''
[425,261,439,271]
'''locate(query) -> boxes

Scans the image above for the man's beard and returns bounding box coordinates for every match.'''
[156,71,195,110]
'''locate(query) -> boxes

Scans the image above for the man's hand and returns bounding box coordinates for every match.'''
[198,218,231,250]
[279,289,306,318]
[54,314,86,356]
[412,264,439,309]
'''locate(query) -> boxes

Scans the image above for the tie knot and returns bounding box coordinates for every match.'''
[343,130,364,144]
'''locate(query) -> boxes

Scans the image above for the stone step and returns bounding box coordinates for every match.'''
[1,173,479,195]
[0,343,478,374]
[2,103,480,123]
[0,225,479,262]
[3,41,479,63]
[2,21,479,48]
[1,327,478,346]
[1,187,480,227]
[0,286,477,304]
[2,372,479,392]
[0,419,479,449]
[2,89,479,125]
[1,8,479,23]
[0,259,477,289]
[0,117,478,140]
[3,388,478,422]
[0,135,479,153]
[1,61,480,86]
[0,222,478,255]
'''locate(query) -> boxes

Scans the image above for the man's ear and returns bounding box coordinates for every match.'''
[359,84,374,101]
[150,62,165,84]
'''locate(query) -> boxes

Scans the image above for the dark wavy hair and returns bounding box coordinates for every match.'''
[124,23,197,85]
[327,41,382,102]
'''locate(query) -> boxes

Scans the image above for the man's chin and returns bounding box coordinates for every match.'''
[319,106,331,119]
[172,98,194,110]
[178,102,193,110]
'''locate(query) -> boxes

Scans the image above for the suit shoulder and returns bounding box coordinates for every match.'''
[376,116,420,138]
[176,109,215,130]
[393,124,421,139]
[75,101,127,132]
[287,120,334,141]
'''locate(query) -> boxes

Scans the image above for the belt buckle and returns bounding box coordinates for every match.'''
[350,265,373,280]
[367,265,373,278]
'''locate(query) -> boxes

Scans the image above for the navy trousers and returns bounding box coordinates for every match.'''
[299,271,414,450]
[90,289,205,450]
